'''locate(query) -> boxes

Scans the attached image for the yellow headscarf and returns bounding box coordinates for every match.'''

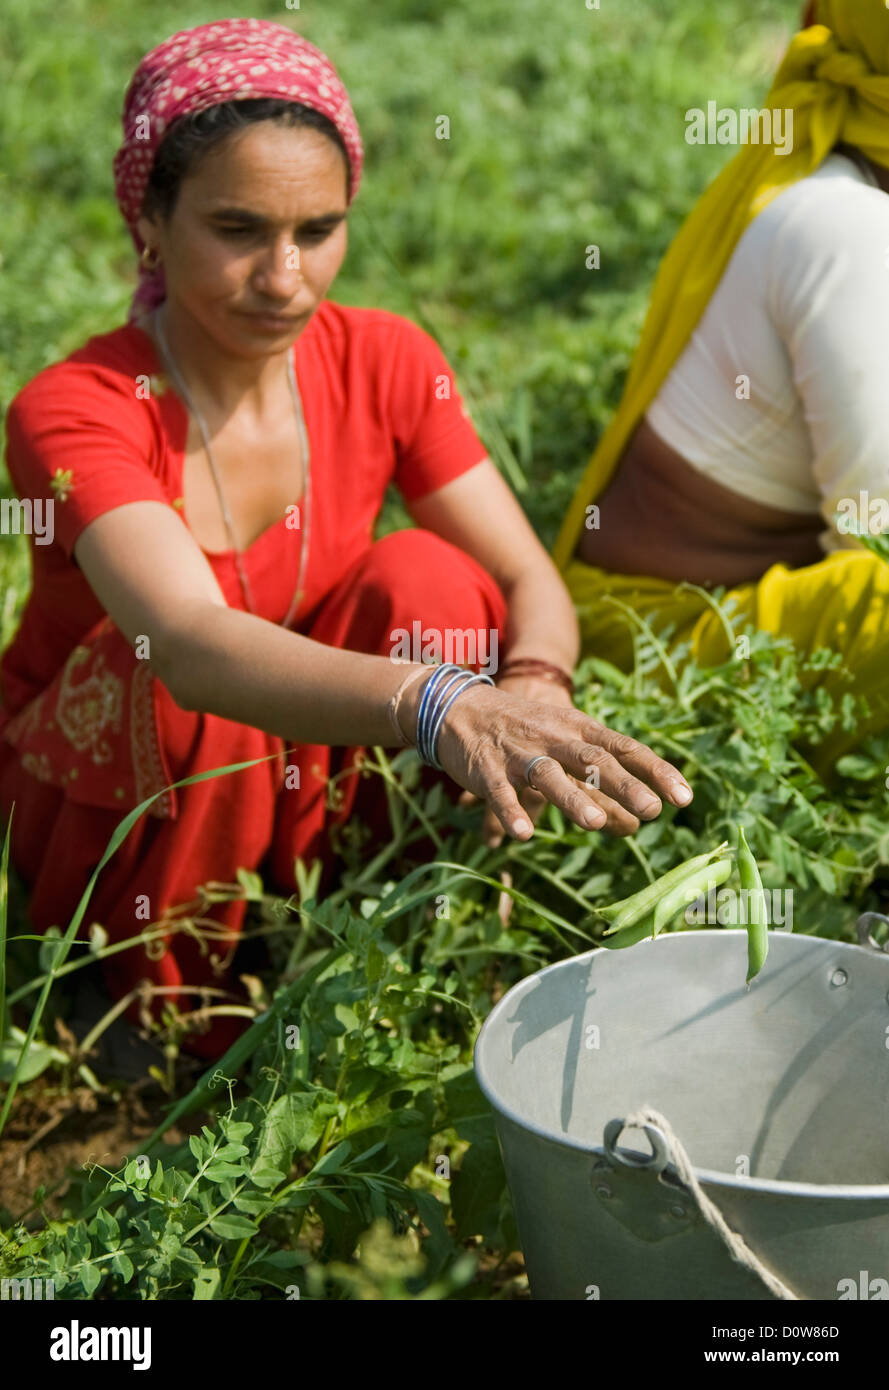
[552,0,889,572]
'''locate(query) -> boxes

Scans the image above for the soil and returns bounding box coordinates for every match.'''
[0,1074,209,1224]
[0,1080,530,1300]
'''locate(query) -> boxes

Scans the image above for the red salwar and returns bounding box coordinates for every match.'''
[0,302,506,1057]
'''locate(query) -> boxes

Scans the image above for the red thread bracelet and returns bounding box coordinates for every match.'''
[496,659,575,696]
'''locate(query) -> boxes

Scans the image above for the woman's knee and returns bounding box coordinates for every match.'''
[310,527,508,666]
[364,527,508,624]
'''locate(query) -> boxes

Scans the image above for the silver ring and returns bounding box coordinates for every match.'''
[525,755,555,790]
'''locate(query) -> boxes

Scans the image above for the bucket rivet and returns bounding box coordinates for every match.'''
[830,969,848,988]
[596,1185,613,1199]
[669,1204,686,1220]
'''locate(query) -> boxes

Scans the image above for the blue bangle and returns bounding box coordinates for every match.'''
[428,673,493,769]
[423,670,475,765]
[415,664,458,763]
[413,664,461,767]
[413,663,495,770]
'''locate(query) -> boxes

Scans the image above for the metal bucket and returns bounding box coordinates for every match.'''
[474,924,889,1300]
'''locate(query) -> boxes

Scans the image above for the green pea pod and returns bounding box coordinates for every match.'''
[737,825,768,987]
[599,911,658,949]
[596,843,729,931]
[650,856,733,938]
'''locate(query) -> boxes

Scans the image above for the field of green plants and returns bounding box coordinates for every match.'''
[3,0,889,1301]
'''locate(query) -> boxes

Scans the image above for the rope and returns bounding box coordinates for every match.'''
[624,1106,800,1301]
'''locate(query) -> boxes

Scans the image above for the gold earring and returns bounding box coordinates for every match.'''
[140,244,161,271]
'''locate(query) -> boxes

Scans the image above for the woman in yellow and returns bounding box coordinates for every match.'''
[555,0,889,782]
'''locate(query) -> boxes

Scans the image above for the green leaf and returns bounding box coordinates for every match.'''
[254,1091,334,1176]
[450,1140,508,1243]
[231,1193,272,1216]
[209,1215,259,1241]
[810,860,836,894]
[250,1165,286,1191]
[366,941,388,983]
[248,1251,308,1291]
[110,1252,134,1283]
[413,1190,455,1278]
[351,1140,387,1165]
[171,1247,202,1277]
[93,1208,120,1248]
[214,1143,249,1162]
[315,1188,351,1213]
[204,1161,246,1182]
[442,1069,496,1145]
[80,1263,102,1297]
[220,1121,253,1143]
[309,1141,351,1177]
[836,754,880,781]
[236,868,265,900]
[0,1027,68,1083]
[255,1250,307,1271]
[38,926,66,975]
[193,1268,222,1300]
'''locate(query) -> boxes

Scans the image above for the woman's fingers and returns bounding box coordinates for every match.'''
[478,779,637,846]
[523,759,641,836]
[481,776,535,841]
[578,721,693,808]
[481,783,547,848]
[435,686,693,842]
[582,782,641,836]
[566,742,665,820]
[546,731,691,820]
[511,755,607,833]
[477,735,684,838]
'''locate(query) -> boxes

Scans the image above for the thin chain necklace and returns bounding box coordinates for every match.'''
[152,304,312,629]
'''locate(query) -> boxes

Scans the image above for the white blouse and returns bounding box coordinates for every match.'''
[645,153,889,554]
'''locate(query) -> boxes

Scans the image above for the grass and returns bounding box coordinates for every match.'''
[6,0,887,1302]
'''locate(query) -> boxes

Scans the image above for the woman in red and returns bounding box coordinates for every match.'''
[0,20,693,1059]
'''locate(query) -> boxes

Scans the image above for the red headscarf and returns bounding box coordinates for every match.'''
[113,18,363,321]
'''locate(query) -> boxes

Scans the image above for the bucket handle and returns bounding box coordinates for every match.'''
[856,912,889,953]
[603,1108,800,1301]
[603,1116,672,1173]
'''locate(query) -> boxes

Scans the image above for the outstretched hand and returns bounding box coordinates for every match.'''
[433,677,692,845]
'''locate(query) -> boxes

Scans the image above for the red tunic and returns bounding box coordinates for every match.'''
[0,301,505,1055]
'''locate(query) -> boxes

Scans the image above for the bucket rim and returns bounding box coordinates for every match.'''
[474,929,889,1202]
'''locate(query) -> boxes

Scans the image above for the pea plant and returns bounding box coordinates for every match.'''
[2,601,888,1298]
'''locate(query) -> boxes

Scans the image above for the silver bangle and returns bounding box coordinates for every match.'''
[415,663,495,770]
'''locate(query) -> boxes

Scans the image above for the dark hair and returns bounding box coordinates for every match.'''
[141,98,351,221]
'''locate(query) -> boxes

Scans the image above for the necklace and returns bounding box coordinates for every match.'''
[152,305,312,629]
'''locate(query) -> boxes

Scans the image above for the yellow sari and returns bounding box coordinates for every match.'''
[555,1,889,780]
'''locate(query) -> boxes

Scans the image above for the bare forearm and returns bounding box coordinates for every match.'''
[500,560,580,671]
[162,602,428,746]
